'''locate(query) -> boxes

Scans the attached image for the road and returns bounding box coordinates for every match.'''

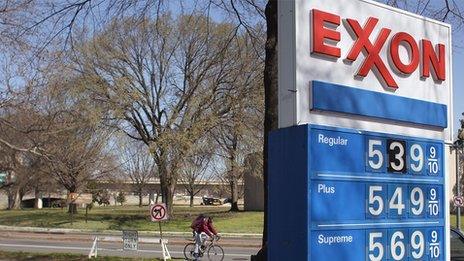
[0,231,261,260]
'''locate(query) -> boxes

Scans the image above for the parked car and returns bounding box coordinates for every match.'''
[43,197,66,208]
[20,197,65,208]
[452,227,464,260]
[201,196,222,205]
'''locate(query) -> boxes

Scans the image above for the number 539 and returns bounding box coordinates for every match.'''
[366,138,439,175]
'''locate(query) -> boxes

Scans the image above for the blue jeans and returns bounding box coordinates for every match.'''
[194,231,208,255]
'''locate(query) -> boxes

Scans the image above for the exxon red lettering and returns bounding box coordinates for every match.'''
[311,9,446,89]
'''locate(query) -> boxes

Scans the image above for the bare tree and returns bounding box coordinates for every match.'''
[0,64,116,212]
[179,141,213,207]
[72,13,243,216]
[119,138,155,207]
[213,29,264,212]
[384,0,464,28]
[0,148,29,209]
[0,89,55,209]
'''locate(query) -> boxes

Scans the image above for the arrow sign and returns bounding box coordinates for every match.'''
[150,203,168,221]
[454,196,464,208]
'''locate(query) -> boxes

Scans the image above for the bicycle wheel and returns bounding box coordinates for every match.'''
[207,245,224,261]
[183,243,197,260]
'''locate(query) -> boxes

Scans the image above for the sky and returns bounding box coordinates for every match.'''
[418,0,464,138]
[453,39,464,138]
[386,1,464,139]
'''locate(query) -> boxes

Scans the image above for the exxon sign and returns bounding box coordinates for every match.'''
[311,9,445,89]
[278,0,452,141]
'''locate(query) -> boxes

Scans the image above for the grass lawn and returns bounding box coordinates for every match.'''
[0,205,264,234]
[451,214,463,229]
[7,208,464,235]
[439,214,464,230]
[0,251,182,260]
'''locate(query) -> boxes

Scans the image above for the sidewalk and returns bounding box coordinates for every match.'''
[0,225,263,248]
[0,225,262,238]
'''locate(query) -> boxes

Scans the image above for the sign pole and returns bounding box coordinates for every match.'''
[458,146,461,230]
[85,204,89,224]
[149,203,170,260]
[71,206,74,226]
[159,221,163,240]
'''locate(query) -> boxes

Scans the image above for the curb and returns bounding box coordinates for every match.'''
[0,225,263,239]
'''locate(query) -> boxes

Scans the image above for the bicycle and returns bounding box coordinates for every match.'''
[183,235,224,261]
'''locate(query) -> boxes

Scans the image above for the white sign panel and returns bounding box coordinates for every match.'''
[122,230,138,251]
[278,0,453,142]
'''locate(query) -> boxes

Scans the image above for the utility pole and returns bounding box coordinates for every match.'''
[455,114,464,230]
[454,141,462,229]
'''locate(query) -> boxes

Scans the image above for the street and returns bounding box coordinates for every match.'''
[0,231,261,260]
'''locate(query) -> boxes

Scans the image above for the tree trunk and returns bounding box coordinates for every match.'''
[68,203,78,214]
[159,161,169,207]
[68,189,78,214]
[160,180,176,217]
[155,190,159,203]
[189,193,194,207]
[157,153,176,218]
[138,188,143,207]
[165,182,176,217]
[253,0,278,259]
[230,177,240,212]
[12,187,21,209]
[7,187,15,210]
[34,186,41,209]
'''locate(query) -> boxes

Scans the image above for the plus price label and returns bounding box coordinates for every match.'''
[309,126,444,261]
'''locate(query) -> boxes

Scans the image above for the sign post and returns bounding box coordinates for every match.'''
[149,203,171,260]
[270,0,452,260]
[454,143,462,230]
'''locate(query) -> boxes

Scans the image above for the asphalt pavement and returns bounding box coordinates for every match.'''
[0,230,261,260]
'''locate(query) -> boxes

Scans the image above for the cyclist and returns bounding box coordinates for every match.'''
[190,214,219,259]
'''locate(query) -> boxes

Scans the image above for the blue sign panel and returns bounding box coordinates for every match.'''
[311,81,448,128]
[268,124,445,260]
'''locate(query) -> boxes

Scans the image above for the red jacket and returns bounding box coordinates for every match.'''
[191,217,217,237]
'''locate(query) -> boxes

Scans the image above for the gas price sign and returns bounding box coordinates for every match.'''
[268,125,445,260]
[269,0,451,260]
[309,126,444,260]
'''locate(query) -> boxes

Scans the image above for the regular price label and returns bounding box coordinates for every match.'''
[365,137,441,176]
